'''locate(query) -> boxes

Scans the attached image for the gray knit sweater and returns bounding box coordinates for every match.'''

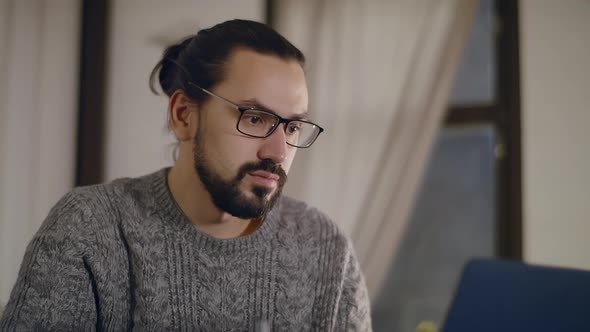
[1,169,371,331]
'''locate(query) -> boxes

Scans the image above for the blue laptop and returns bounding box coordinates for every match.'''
[442,258,590,332]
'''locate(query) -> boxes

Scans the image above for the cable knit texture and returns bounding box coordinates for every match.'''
[0,168,371,331]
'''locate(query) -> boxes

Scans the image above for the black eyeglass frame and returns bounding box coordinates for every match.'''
[187,82,324,148]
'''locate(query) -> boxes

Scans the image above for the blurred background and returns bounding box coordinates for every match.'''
[0,0,588,330]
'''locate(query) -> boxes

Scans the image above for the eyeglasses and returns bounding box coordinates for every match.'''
[188,82,324,148]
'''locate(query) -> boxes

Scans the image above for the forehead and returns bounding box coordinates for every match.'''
[216,48,308,117]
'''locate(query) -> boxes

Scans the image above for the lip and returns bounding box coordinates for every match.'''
[248,171,279,187]
[249,171,280,180]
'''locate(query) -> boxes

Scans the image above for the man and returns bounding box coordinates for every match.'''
[0,19,371,331]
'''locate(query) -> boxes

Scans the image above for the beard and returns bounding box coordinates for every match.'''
[193,133,287,219]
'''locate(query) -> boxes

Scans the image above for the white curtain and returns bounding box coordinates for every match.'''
[275,0,477,298]
[0,0,81,307]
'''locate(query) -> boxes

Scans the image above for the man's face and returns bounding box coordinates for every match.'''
[192,49,308,219]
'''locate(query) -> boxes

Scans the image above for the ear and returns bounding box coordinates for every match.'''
[168,90,198,142]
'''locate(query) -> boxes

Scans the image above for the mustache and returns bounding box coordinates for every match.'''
[236,160,287,185]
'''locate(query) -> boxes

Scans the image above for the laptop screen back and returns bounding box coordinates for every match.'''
[442,259,590,332]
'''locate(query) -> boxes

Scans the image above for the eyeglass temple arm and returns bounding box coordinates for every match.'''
[187,82,242,110]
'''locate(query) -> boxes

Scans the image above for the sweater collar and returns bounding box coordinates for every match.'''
[149,168,281,253]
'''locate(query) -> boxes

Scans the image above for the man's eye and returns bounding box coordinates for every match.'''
[247,116,261,124]
[287,124,301,134]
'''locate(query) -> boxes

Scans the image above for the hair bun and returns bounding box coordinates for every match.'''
[149,36,193,95]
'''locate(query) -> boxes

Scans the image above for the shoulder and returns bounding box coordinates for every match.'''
[72,168,161,208]
[40,169,164,237]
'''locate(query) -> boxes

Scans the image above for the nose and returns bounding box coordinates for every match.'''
[257,124,288,164]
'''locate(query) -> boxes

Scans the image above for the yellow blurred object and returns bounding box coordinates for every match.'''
[416,320,438,332]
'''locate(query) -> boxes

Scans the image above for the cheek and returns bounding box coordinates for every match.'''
[202,126,297,175]
[210,136,258,172]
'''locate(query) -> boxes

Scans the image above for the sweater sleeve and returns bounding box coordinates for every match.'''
[336,245,372,331]
[0,192,97,331]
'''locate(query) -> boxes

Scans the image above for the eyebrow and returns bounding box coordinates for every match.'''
[240,98,310,121]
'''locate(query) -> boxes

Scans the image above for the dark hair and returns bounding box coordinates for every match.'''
[149,19,305,104]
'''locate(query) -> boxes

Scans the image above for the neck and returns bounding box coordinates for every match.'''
[167,162,256,239]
